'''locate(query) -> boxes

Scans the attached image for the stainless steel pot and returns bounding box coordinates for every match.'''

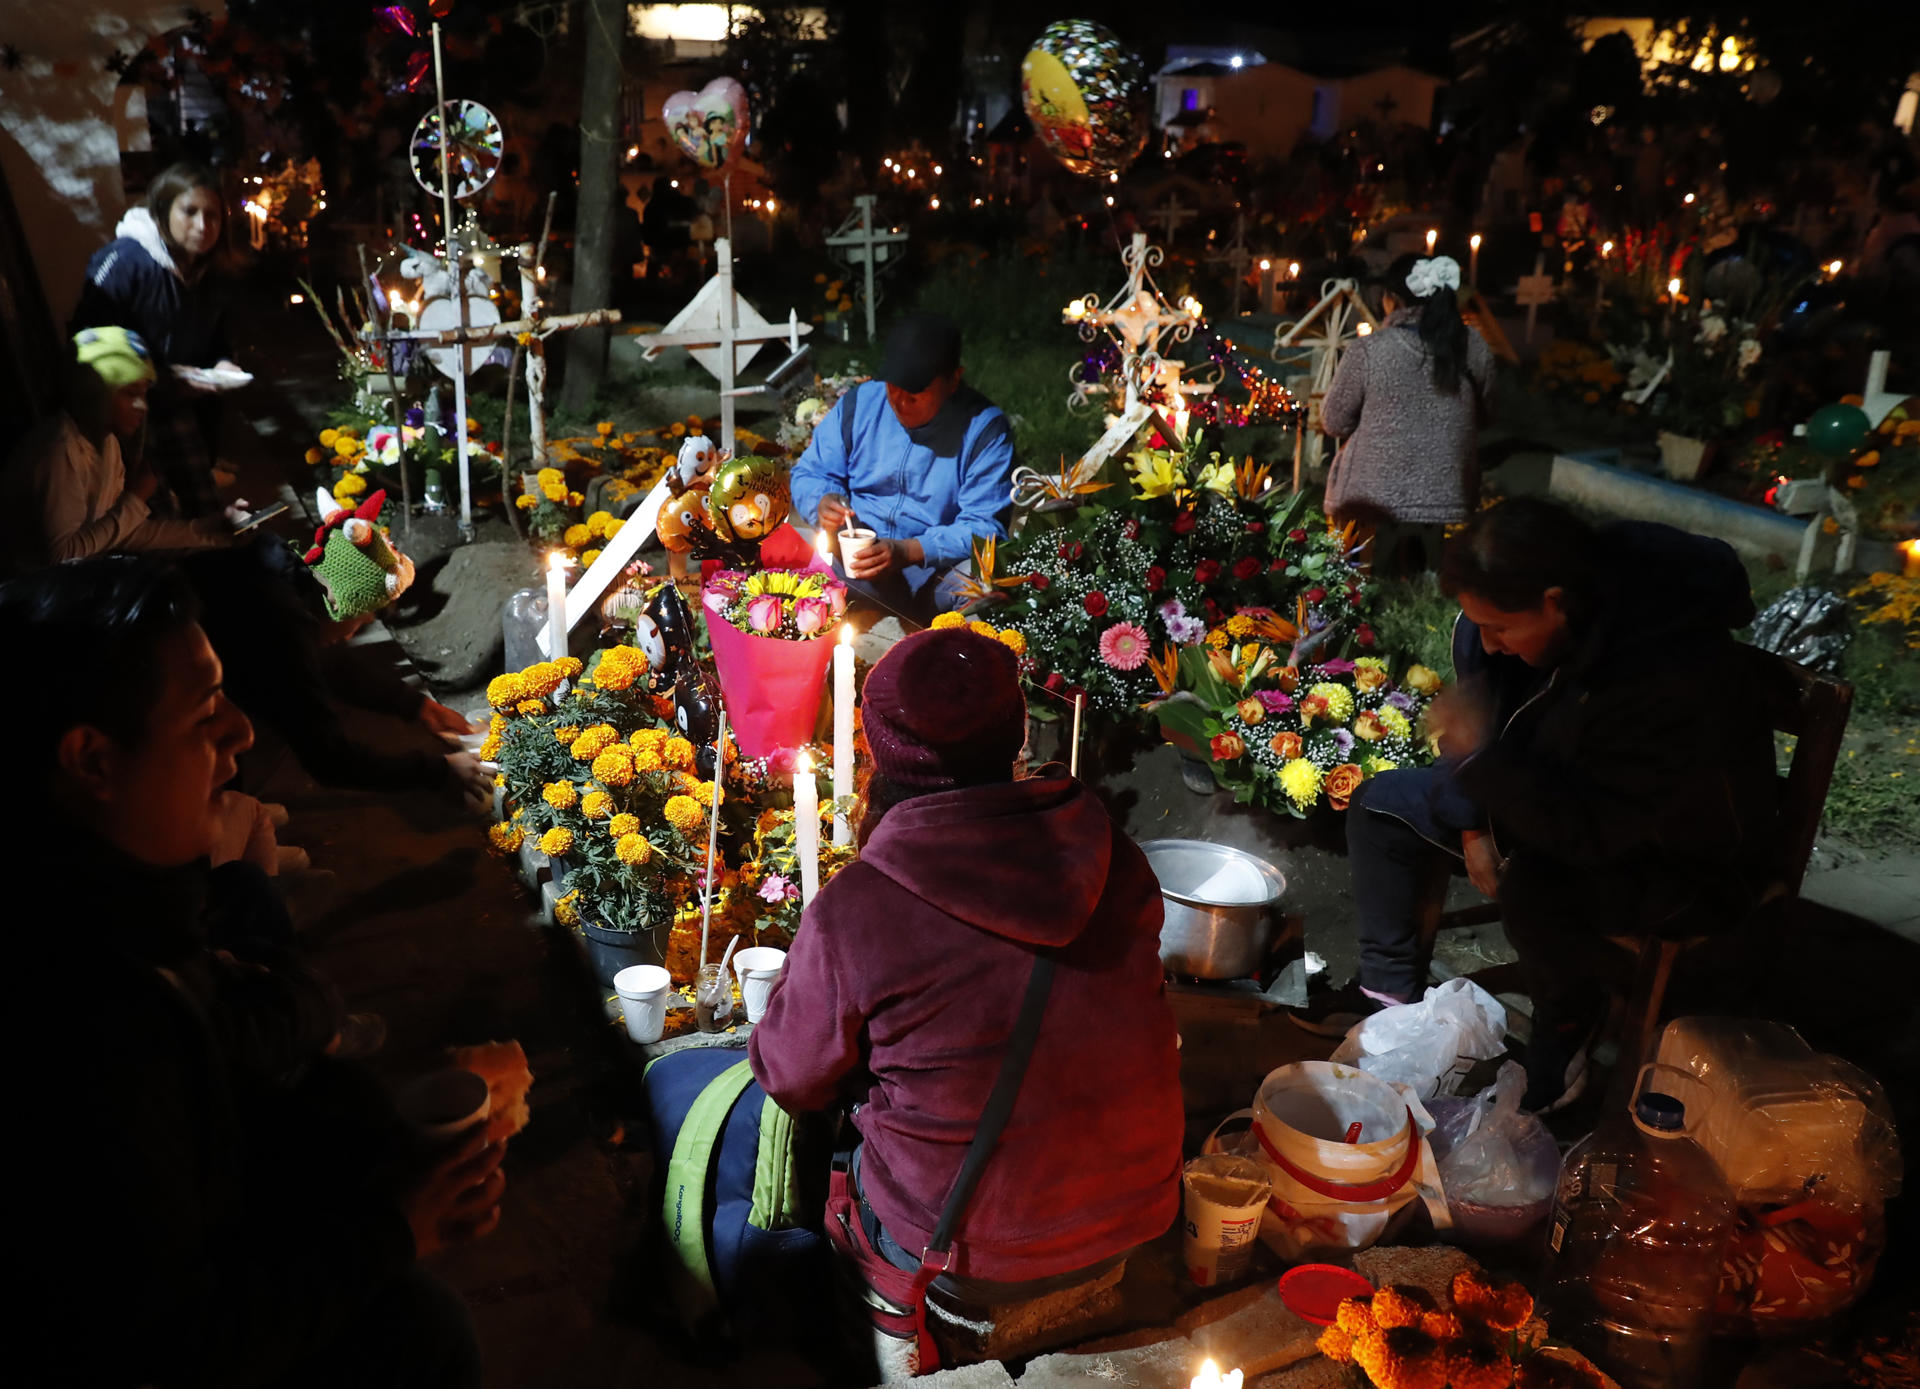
[1143,839,1287,979]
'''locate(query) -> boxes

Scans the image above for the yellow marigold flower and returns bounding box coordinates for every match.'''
[1226,613,1255,637]
[554,724,581,745]
[539,826,574,857]
[542,781,579,810]
[516,698,547,716]
[568,491,583,507]
[1317,1326,1356,1364]
[966,619,998,638]
[1336,1296,1379,1339]
[603,517,624,538]
[493,773,505,787]
[486,821,525,855]
[1373,1285,1437,1330]
[631,728,668,754]
[596,420,615,436]
[571,724,619,761]
[685,778,719,807]
[553,889,581,927]
[997,628,1027,656]
[581,548,602,568]
[630,742,663,772]
[542,480,568,502]
[1279,757,1322,808]
[1206,628,1230,648]
[333,435,357,457]
[333,474,367,499]
[319,428,339,447]
[516,494,538,510]
[592,748,636,788]
[663,737,695,771]
[608,812,640,838]
[304,447,324,465]
[537,467,564,485]
[555,657,583,678]
[664,794,705,835]
[930,612,965,630]
[593,646,648,692]
[478,733,502,761]
[563,523,592,549]
[586,509,613,538]
[615,832,653,866]
[1306,681,1356,725]
[581,790,612,819]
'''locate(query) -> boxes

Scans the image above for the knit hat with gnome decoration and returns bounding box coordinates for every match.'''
[861,626,1027,791]
[304,487,415,621]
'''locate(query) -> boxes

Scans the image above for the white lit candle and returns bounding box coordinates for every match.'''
[832,626,855,846]
[546,551,568,659]
[815,527,832,567]
[1425,227,1437,254]
[1469,232,1482,288]
[794,751,820,904]
[1190,1360,1242,1389]
[1069,692,1085,778]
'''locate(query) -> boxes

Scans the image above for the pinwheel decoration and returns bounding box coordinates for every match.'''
[411,99,503,200]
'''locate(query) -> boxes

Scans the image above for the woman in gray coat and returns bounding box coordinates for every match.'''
[1322,253,1496,570]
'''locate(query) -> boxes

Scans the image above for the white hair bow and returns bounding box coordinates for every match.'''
[1405,256,1462,299]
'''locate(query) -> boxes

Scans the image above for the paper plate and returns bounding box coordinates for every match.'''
[1277,1264,1375,1326]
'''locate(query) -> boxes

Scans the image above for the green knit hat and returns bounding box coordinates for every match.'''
[74,326,157,388]
[304,487,415,621]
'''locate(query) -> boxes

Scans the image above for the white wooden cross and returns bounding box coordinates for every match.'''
[824,195,909,343]
[1206,213,1253,318]
[1274,277,1379,466]
[546,237,814,652]
[1515,252,1557,345]
[1148,195,1197,245]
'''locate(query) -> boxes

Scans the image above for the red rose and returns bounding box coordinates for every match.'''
[1307,587,1327,604]
[1204,598,1223,621]
[1123,520,1141,540]
[1232,556,1261,581]
[1288,528,1309,543]
[1059,541,1084,561]
[1245,521,1266,534]
[1356,624,1376,648]
[1083,591,1109,617]
[1146,565,1167,590]
[1269,558,1287,571]
[1044,672,1066,693]
[1209,733,1246,761]
[1064,685,1088,707]
[1173,510,1198,535]
[486,441,502,455]
[1030,573,1050,591]
[1194,559,1222,583]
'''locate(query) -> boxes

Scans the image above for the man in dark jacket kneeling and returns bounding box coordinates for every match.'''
[1321,498,1776,1113]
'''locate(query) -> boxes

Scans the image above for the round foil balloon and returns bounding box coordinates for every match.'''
[1021,20,1148,177]
[411,100,503,199]
[663,77,749,169]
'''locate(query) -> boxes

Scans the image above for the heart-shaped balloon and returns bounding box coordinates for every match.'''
[662,77,749,170]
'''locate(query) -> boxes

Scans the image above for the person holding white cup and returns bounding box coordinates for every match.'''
[789,314,1016,625]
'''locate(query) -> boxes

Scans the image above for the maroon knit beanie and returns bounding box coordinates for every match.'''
[861,626,1027,791]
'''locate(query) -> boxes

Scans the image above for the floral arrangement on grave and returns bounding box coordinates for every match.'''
[974,432,1377,722]
[737,801,858,944]
[1316,1271,1617,1389]
[306,409,495,509]
[705,569,849,640]
[1153,643,1443,817]
[777,371,867,455]
[703,563,845,759]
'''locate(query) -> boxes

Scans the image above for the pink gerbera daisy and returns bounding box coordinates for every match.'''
[1099,622,1150,671]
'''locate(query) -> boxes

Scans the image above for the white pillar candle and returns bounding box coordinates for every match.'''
[545,551,568,660]
[1069,692,1085,778]
[794,751,820,905]
[1469,233,1482,289]
[832,625,855,846]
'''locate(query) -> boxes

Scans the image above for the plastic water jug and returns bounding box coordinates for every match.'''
[1544,1086,1735,1389]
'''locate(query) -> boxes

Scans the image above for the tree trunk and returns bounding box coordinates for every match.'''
[559,0,624,415]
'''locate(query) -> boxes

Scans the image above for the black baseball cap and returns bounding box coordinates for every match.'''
[879,313,962,392]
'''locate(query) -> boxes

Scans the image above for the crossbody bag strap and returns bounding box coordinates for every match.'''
[923,949,1056,1267]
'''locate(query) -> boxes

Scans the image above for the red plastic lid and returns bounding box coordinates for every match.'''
[1277,1265,1375,1326]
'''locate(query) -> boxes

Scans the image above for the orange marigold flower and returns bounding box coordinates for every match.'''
[1451,1270,1535,1333]
[592,748,636,788]
[1335,1295,1379,1338]
[1420,1311,1464,1342]
[1447,1337,1514,1389]
[1316,1325,1356,1364]
[1373,1285,1438,1330]
[1354,1326,1447,1389]
[663,736,695,770]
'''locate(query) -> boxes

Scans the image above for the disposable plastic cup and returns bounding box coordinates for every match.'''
[614,964,673,1044]
[838,527,878,570]
[732,947,788,1024]
[398,1068,491,1141]
[1182,1154,1272,1287]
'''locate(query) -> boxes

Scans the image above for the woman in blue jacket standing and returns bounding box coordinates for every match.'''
[71,163,243,520]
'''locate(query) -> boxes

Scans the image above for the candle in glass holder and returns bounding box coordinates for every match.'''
[832,626,855,846]
[794,752,820,903]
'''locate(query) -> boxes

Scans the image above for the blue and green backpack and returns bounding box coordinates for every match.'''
[643,1047,830,1333]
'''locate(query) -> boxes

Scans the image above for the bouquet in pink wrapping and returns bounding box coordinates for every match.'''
[703,567,848,757]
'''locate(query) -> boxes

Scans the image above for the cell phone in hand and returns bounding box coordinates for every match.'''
[232,502,291,534]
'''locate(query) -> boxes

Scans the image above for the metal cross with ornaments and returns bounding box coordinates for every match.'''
[1205,213,1254,318]
[543,237,814,655]
[823,195,909,343]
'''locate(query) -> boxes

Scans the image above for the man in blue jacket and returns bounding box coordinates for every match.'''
[790,314,1014,622]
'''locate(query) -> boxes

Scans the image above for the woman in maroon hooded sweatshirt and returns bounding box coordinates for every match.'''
[749,626,1183,1372]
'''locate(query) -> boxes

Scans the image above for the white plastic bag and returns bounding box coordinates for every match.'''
[1329,978,1509,1099]
[1434,1061,1555,1207]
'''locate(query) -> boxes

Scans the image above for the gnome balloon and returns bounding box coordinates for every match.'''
[662,78,749,169]
[1021,20,1149,177]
